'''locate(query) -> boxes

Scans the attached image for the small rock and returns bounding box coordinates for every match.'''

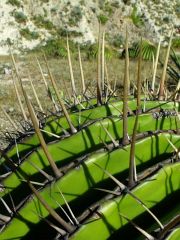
[8,107,14,113]
[4,67,12,75]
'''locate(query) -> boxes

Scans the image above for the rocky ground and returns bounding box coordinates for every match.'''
[0,0,179,55]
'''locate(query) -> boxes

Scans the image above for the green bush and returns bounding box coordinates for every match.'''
[79,0,85,5]
[122,0,131,4]
[36,39,67,58]
[50,7,57,14]
[112,34,124,48]
[33,15,54,30]
[104,2,114,16]
[33,37,79,58]
[163,16,170,23]
[20,28,39,40]
[7,0,20,7]
[14,11,27,23]
[68,6,83,26]
[121,40,157,60]
[172,37,180,48]
[175,4,180,16]
[167,50,180,84]
[57,28,68,37]
[130,5,144,28]
[84,42,117,60]
[97,14,109,24]
[57,28,83,38]
[111,1,120,7]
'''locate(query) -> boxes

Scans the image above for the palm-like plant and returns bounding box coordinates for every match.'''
[167,50,180,84]
[130,40,157,60]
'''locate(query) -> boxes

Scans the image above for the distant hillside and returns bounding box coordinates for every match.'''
[0,0,179,55]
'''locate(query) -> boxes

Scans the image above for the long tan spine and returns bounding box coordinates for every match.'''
[28,72,44,113]
[159,29,173,100]
[97,23,102,105]
[152,39,161,91]
[67,36,77,102]
[10,52,61,178]
[43,54,77,134]
[101,31,105,92]
[122,28,129,145]
[78,45,86,94]
[129,39,142,187]
[28,181,75,233]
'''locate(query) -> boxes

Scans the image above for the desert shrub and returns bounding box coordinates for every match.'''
[130,5,144,28]
[166,50,180,85]
[41,39,67,57]
[80,0,85,5]
[111,1,120,7]
[14,11,27,23]
[33,15,54,30]
[84,42,117,60]
[40,0,49,2]
[69,6,83,26]
[20,27,39,40]
[172,37,180,48]
[50,7,57,14]
[97,14,109,24]
[163,16,170,23]
[122,0,131,4]
[56,27,83,38]
[112,34,124,48]
[35,38,76,58]
[104,2,114,16]
[175,4,180,16]
[121,40,157,60]
[7,0,20,7]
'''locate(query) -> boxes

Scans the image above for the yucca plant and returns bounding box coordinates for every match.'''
[167,50,180,85]
[124,40,157,61]
[130,5,144,28]
[0,30,179,240]
[85,42,116,60]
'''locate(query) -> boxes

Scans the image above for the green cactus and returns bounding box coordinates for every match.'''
[0,32,179,240]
